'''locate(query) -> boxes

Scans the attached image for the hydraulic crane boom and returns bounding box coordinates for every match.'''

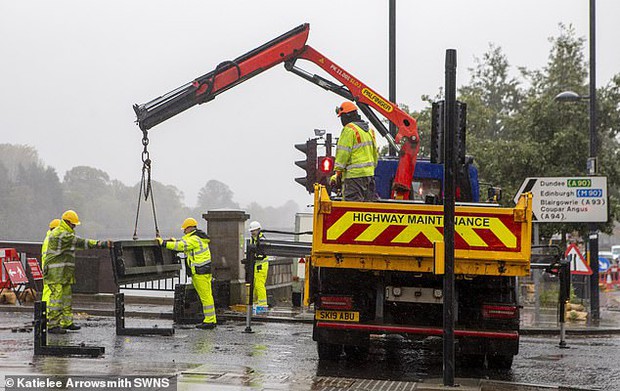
[134,23,419,199]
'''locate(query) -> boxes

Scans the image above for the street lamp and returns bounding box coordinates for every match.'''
[554,91,589,103]
[553,0,598,322]
[553,91,597,175]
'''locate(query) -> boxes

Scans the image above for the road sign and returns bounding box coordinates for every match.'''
[514,176,607,222]
[565,244,592,275]
[598,256,611,273]
[27,258,43,281]
[4,261,29,284]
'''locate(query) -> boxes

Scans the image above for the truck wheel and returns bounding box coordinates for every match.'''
[487,354,514,370]
[343,344,369,360]
[458,354,485,369]
[317,342,343,360]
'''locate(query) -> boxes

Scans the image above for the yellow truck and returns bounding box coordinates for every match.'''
[305,185,533,369]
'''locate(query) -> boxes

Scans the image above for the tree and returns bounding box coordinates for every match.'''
[245,200,300,231]
[0,144,63,240]
[460,44,524,140]
[457,24,620,239]
[195,180,239,213]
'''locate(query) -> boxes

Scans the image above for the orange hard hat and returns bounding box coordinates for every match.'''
[335,101,358,117]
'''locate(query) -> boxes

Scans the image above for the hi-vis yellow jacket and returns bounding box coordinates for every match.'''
[44,220,99,284]
[166,229,212,275]
[335,121,378,179]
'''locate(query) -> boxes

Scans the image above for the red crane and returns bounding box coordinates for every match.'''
[134,24,419,199]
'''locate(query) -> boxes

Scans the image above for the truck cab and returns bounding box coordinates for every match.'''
[375,157,480,203]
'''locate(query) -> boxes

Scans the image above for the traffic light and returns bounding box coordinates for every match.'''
[294,139,317,193]
[317,156,335,187]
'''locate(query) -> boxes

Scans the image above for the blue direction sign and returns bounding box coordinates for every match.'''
[598,256,611,273]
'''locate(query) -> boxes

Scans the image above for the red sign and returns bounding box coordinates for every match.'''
[27,258,43,280]
[565,244,593,275]
[1,248,21,289]
[3,261,29,285]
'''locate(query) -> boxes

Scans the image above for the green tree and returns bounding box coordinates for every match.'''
[195,179,240,213]
[0,144,63,240]
[457,24,620,239]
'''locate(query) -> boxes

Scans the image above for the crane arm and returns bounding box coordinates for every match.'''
[133,23,418,199]
[133,24,310,131]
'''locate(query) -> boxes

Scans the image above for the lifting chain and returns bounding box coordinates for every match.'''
[132,129,160,240]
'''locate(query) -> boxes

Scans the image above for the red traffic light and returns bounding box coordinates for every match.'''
[318,156,334,173]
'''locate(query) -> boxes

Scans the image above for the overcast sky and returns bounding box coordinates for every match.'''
[1,1,618,211]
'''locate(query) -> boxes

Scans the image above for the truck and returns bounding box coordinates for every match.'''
[309,185,531,368]
[133,23,533,369]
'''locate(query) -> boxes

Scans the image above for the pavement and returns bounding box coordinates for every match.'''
[3,290,620,334]
[2,290,620,391]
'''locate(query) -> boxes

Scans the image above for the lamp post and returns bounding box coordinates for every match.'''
[553,0,598,322]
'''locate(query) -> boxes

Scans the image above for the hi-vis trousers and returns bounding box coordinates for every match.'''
[192,273,217,325]
[253,261,269,307]
[42,283,73,328]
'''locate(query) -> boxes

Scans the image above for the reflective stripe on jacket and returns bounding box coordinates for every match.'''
[41,229,53,268]
[166,229,211,275]
[44,220,99,284]
[250,232,268,264]
[335,121,378,179]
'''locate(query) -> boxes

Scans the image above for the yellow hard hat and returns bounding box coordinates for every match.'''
[61,210,81,226]
[181,217,198,230]
[49,219,61,230]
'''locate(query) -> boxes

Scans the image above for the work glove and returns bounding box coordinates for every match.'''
[98,240,112,249]
[330,172,342,187]
[156,237,163,246]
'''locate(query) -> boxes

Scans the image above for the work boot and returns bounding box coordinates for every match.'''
[196,323,217,330]
[48,326,67,334]
[62,323,81,331]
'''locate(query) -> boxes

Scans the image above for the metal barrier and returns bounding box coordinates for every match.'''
[110,240,180,335]
[120,273,188,291]
[34,301,104,357]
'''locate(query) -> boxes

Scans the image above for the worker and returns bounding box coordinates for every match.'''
[331,101,379,201]
[43,210,111,334]
[41,218,60,309]
[158,218,217,329]
[249,221,269,313]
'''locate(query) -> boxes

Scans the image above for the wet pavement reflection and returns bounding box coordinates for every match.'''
[2,312,620,390]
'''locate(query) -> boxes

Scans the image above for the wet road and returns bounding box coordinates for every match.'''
[1,312,619,390]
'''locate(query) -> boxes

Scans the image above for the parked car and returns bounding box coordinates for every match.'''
[611,245,620,262]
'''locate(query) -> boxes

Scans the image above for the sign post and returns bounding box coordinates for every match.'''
[516,176,606,322]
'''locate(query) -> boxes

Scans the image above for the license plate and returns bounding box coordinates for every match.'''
[315,310,359,322]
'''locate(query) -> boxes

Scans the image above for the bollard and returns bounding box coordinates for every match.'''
[243,282,254,333]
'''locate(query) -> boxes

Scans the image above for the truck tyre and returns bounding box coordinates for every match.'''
[317,342,343,360]
[487,354,514,370]
[458,354,485,369]
[343,344,369,361]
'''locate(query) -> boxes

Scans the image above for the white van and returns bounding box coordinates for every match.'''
[611,245,620,262]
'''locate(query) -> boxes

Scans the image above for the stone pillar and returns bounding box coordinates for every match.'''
[202,209,249,306]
